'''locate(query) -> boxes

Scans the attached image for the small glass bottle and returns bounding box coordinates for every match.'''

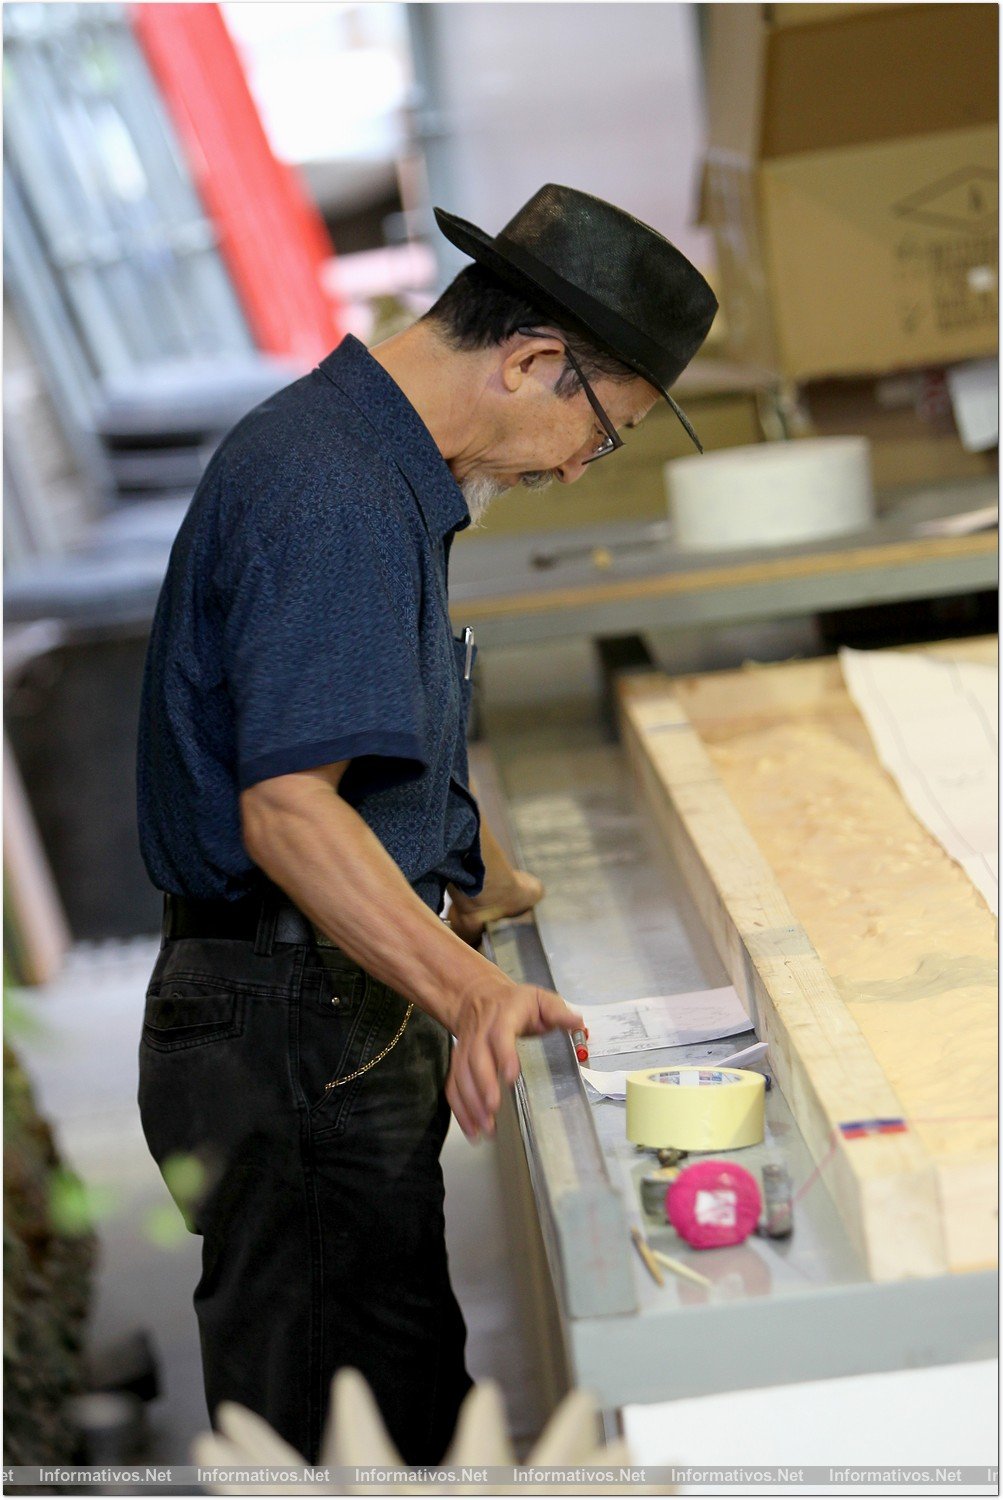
[760,1160,794,1238]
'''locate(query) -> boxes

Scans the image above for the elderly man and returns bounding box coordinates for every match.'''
[136,185,716,1465]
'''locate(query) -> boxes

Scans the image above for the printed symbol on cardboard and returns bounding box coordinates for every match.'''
[898,302,924,334]
[893,167,997,233]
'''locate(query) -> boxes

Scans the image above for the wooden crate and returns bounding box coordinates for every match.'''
[618,639,997,1281]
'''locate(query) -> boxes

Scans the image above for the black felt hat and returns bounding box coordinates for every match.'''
[434,183,718,452]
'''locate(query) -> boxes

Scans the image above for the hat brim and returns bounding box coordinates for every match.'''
[433,206,704,454]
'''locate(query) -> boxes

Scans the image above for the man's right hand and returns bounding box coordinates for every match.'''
[446,979,584,1141]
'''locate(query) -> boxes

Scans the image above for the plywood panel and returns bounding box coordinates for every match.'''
[619,638,997,1279]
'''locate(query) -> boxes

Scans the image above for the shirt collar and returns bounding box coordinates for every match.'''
[317,335,471,540]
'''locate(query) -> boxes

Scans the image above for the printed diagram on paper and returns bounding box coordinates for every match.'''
[840,647,999,915]
[578,985,751,1059]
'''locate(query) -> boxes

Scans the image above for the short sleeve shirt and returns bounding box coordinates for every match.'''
[136,335,485,913]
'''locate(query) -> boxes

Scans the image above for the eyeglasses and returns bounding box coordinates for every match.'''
[518,328,624,464]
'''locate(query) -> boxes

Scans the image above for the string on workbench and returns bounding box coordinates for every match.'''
[793,1134,840,1205]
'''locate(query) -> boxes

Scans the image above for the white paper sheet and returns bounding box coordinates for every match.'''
[946,357,999,451]
[580,1067,631,1099]
[915,504,998,538]
[577,985,751,1058]
[623,1361,998,1475]
[840,647,999,914]
[582,1040,768,1100]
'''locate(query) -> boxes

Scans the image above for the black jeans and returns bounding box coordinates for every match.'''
[136,928,472,1464]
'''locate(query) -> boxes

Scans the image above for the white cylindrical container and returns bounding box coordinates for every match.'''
[665,436,874,551]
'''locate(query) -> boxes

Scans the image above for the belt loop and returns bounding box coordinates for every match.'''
[254,887,278,956]
[161,894,172,948]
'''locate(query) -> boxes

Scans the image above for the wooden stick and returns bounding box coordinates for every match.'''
[630,1227,664,1287]
[650,1249,713,1289]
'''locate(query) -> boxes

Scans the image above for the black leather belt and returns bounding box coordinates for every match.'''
[162,890,334,948]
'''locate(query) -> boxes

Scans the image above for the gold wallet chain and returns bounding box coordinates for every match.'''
[322,1002,414,1091]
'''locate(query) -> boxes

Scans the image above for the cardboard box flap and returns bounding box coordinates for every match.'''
[768,4,915,28]
[707,4,998,161]
[763,4,999,158]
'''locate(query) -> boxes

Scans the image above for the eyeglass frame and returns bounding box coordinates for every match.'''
[517,327,624,464]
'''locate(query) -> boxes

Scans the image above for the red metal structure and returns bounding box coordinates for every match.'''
[131,3,344,365]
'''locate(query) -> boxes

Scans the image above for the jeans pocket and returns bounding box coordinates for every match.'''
[142,978,245,1053]
[298,972,398,1135]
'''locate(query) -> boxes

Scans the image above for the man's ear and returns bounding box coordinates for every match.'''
[500,332,564,394]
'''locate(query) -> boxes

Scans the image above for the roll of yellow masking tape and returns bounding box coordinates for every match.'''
[626,1066,766,1152]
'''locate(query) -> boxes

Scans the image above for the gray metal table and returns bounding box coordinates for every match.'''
[451,479,997,647]
[471,719,997,1412]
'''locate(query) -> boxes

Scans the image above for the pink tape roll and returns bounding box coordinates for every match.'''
[666,1161,762,1249]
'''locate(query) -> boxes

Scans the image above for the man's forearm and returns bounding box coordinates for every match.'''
[241,766,582,1141]
[478,813,519,887]
[241,774,512,1031]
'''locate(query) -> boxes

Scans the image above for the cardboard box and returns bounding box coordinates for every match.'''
[702,4,998,380]
[768,4,903,26]
[801,371,998,491]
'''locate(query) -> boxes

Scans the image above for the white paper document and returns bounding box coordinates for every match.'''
[578,984,751,1059]
[840,647,999,914]
[916,504,998,538]
[623,1361,998,1471]
[580,1068,632,1100]
[946,358,999,452]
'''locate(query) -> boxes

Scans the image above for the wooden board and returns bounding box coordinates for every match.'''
[618,638,997,1281]
[458,530,996,624]
[3,737,71,985]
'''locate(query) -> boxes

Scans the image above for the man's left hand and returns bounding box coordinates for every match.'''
[447,869,544,945]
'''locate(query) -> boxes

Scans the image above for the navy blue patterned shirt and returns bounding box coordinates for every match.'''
[136,335,485,912]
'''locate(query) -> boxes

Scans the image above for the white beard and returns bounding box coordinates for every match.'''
[460,473,506,526]
[460,470,554,526]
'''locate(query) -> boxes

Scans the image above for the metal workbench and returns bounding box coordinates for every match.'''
[470,705,998,1414]
[451,478,997,647]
